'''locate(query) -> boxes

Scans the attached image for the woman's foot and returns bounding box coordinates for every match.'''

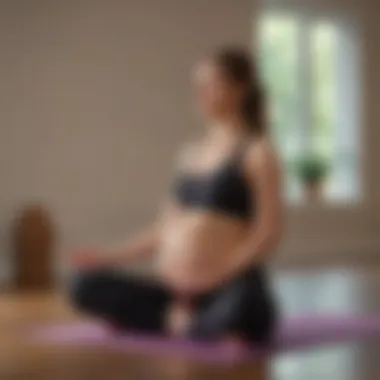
[166,302,194,338]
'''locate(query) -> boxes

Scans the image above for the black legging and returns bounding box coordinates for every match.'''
[70,266,277,344]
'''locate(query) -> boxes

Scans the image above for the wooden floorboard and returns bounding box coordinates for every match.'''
[1,268,380,380]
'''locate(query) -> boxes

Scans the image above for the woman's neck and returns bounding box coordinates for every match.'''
[207,115,250,143]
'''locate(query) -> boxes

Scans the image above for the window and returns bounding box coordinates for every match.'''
[258,12,361,204]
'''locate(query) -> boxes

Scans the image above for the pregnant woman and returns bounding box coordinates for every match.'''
[70,46,283,347]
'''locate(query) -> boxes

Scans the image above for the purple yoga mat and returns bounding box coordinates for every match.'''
[30,315,380,364]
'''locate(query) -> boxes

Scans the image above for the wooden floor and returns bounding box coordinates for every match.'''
[1,267,380,380]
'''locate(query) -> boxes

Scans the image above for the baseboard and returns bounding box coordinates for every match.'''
[275,239,380,267]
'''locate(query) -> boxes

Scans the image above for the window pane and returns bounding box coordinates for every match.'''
[258,16,301,200]
[311,23,359,202]
[258,16,300,159]
[311,23,337,160]
[258,14,360,203]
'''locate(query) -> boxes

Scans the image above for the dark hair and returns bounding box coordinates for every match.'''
[213,46,266,135]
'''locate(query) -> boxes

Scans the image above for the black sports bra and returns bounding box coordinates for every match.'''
[173,143,255,220]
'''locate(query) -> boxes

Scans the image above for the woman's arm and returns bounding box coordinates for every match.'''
[106,224,161,265]
[72,223,161,269]
[102,198,182,266]
[223,139,283,278]
[173,139,283,294]
[73,144,189,269]
[73,199,181,269]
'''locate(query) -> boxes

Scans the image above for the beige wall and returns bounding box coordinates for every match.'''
[0,0,254,283]
[0,0,379,285]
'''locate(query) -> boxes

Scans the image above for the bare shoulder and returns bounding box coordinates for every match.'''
[246,137,279,167]
[244,137,282,179]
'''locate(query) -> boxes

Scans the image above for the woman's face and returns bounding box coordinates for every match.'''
[193,60,244,120]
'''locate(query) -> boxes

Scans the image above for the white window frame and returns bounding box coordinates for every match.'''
[257,8,363,206]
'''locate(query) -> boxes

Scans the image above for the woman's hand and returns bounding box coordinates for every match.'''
[70,249,107,271]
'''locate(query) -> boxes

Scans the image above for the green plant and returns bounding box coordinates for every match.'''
[293,154,330,184]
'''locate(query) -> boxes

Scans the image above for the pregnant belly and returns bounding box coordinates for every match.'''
[157,212,248,289]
